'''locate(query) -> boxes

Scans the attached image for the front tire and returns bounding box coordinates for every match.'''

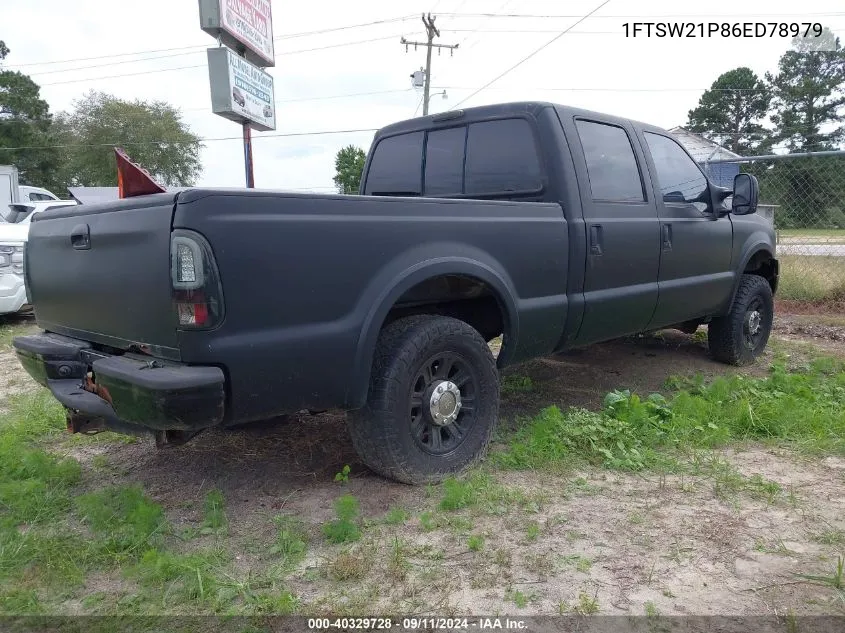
[708,274,774,366]
[348,315,499,484]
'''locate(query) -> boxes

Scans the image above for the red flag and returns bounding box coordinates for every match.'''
[114,147,167,198]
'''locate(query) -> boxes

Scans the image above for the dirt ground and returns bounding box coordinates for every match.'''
[1,311,844,616]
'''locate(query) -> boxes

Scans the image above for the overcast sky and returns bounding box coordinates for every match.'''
[4,0,845,191]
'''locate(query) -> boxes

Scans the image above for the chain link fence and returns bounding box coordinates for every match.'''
[703,151,845,304]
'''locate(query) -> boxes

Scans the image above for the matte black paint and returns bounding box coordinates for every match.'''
[19,102,776,432]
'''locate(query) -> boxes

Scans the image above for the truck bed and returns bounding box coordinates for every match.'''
[26,189,570,424]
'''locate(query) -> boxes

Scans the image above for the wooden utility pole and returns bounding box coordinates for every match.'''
[401,14,458,116]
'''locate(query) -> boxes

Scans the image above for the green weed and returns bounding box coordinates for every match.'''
[525,521,540,542]
[272,515,309,568]
[334,465,351,484]
[795,556,844,590]
[384,507,410,525]
[388,537,411,581]
[322,495,362,544]
[560,592,600,615]
[201,489,226,534]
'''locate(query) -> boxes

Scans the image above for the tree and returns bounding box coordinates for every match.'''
[333,145,366,194]
[687,67,771,155]
[0,41,62,191]
[766,27,845,152]
[56,91,202,187]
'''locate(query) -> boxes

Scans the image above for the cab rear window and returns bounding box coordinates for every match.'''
[364,118,543,197]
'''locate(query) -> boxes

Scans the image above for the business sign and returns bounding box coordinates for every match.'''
[199,0,275,67]
[207,47,276,131]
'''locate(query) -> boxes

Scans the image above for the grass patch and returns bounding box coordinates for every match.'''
[497,358,845,473]
[322,495,362,544]
[467,535,484,552]
[438,472,545,515]
[777,255,845,302]
[502,374,534,395]
[0,320,37,350]
[131,548,229,608]
[779,229,845,241]
[75,486,167,563]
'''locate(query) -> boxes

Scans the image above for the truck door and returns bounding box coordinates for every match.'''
[638,131,734,329]
[566,118,661,345]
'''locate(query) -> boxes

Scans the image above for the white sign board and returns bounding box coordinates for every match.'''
[199,0,275,67]
[207,47,276,132]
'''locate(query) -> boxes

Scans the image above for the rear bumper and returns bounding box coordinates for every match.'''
[13,332,225,432]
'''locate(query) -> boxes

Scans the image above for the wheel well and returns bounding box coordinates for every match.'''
[383,274,506,343]
[744,250,778,294]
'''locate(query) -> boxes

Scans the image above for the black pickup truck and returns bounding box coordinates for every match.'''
[14,102,777,484]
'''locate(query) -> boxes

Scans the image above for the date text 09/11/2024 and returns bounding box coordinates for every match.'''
[622,21,824,38]
[307,617,528,630]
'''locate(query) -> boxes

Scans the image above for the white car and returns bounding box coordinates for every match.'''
[0,200,78,315]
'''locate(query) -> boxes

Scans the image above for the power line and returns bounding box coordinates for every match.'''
[180,88,415,112]
[441,11,845,18]
[9,16,418,69]
[37,34,408,86]
[452,0,613,109]
[0,127,379,151]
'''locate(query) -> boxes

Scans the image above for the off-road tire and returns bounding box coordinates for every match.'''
[708,274,774,366]
[348,315,499,484]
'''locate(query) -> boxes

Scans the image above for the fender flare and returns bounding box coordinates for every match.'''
[346,257,519,409]
[726,241,777,311]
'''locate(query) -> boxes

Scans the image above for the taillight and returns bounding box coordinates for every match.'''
[170,230,224,329]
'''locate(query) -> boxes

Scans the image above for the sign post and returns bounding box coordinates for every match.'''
[199,0,276,188]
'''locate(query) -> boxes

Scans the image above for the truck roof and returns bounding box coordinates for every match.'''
[375,101,666,138]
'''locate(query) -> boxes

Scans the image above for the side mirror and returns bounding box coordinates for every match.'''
[732,173,759,215]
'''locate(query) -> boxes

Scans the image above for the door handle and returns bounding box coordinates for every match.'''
[70,224,91,250]
[662,224,672,251]
[590,224,603,256]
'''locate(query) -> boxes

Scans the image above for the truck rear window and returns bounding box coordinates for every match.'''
[364,118,543,198]
[465,119,542,195]
[363,132,424,196]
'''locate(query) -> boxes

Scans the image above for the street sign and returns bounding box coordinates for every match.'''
[207,47,276,132]
[199,0,275,67]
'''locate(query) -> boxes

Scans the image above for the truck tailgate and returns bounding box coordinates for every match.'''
[26,193,179,353]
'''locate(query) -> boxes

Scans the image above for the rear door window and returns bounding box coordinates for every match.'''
[363,132,424,195]
[575,120,645,202]
[465,119,542,195]
[424,127,465,196]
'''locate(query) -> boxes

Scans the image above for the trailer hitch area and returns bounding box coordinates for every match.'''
[154,429,202,449]
[81,373,113,405]
[66,410,108,435]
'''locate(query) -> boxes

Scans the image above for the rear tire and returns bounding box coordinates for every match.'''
[708,274,773,366]
[348,315,499,484]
